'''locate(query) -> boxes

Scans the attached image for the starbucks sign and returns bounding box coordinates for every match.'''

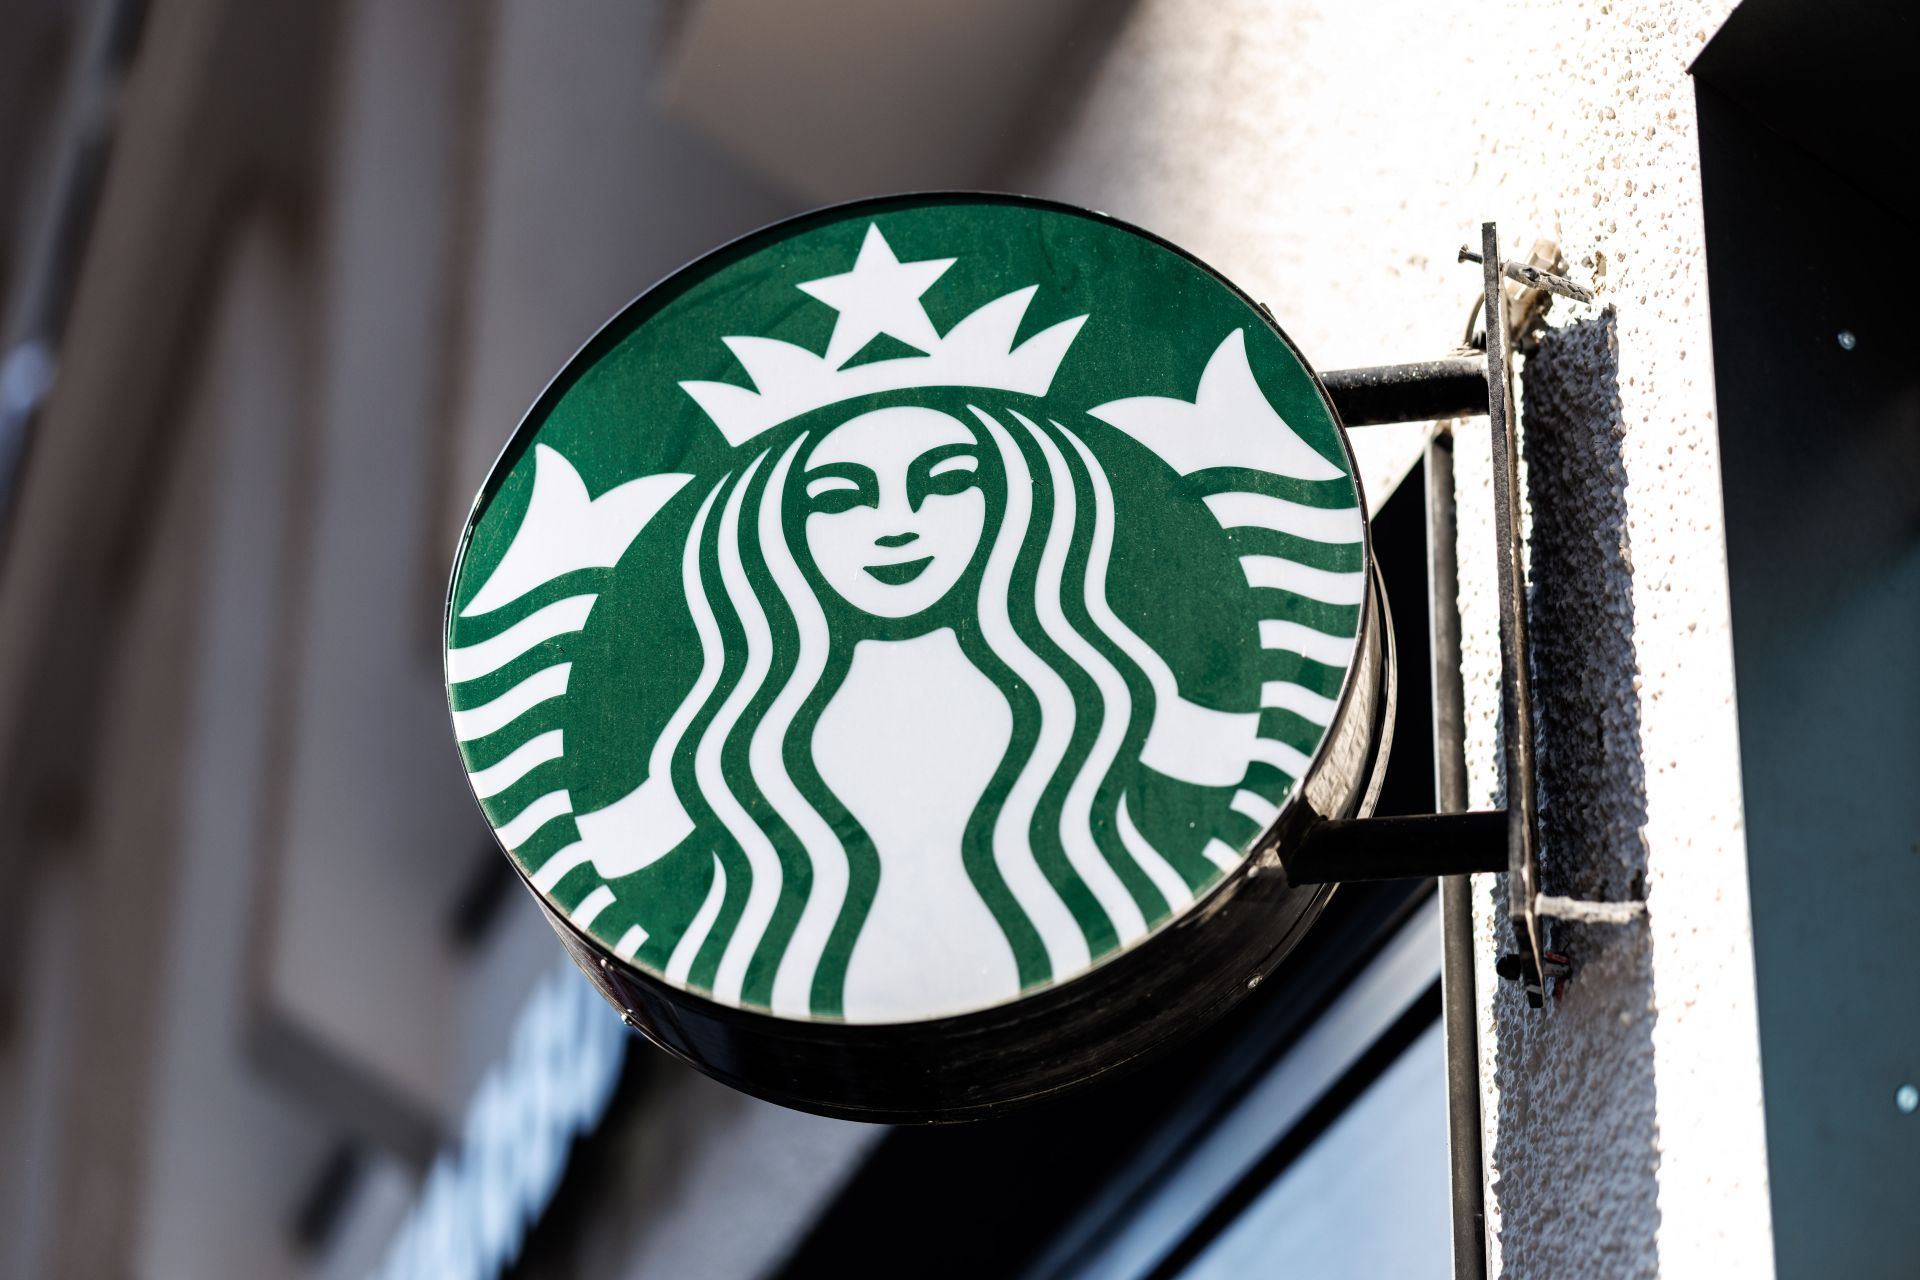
[446,195,1389,1118]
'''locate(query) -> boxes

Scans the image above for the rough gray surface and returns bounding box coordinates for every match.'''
[1486,309,1661,1279]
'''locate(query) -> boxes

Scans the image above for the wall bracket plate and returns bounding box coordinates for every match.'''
[1304,222,1568,1009]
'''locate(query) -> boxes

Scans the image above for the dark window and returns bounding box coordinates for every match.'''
[1695,2,1920,1274]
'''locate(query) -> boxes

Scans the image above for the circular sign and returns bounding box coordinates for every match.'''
[445,194,1390,1119]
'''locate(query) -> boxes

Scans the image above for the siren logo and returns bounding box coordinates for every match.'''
[447,201,1366,1024]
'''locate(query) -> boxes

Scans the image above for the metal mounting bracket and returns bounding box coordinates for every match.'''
[1478,221,1549,1010]
[1295,227,1598,1280]
[1302,222,1596,1010]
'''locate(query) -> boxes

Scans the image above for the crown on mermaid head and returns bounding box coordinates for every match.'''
[680,223,1089,447]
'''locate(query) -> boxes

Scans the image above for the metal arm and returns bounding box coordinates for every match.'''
[1288,223,1581,1280]
[1279,811,1507,885]
[1295,225,1552,1008]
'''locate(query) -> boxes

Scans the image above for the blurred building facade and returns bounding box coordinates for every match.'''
[1,1,1912,1278]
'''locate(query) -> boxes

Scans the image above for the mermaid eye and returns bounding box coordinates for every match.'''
[928,455,978,479]
[804,466,877,513]
[911,447,980,506]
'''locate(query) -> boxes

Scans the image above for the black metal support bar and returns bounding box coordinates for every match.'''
[1428,434,1472,821]
[1479,222,1547,1007]
[1280,811,1507,886]
[1428,429,1489,1280]
[1321,357,1490,427]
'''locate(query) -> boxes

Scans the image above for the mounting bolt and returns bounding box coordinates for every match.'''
[1496,951,1572,981]
[1838,329,1857,350]
[1502,261,1595,303]
[1497,949,1573,1007]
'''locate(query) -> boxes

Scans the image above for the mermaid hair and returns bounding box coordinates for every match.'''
[655,399,1210,1018]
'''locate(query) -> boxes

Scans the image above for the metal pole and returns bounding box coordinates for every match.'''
[1478,222,1546,1006]
[1279,811,1507,885]
[1428,428,1488,1280]
[1320,358,1490,427]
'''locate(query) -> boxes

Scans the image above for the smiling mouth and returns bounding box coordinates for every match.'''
[864,555,934,586]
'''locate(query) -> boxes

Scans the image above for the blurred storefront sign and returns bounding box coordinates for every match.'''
[368,963,626,1280]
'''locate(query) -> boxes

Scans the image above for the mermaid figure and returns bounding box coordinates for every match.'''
[446,223,1364,1023]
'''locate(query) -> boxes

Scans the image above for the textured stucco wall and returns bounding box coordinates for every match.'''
[1011,1,1770,1274]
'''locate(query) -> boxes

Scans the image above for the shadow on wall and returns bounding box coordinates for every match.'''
[1492,308,1661,1279]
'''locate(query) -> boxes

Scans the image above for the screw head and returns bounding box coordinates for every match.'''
[1898,1083,1919,1114]
[1838,330,1858,350]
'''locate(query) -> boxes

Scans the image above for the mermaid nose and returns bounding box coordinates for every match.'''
[874,531,918,549]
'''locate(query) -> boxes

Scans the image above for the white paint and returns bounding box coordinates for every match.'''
[1229,789,1280,828]
[1535,893,1648,924]
[450,664,570,742]
[444,596,594,683]
[613,924,647,960]
[491,790,571,849]
[1201,840,1240,874]
[971,409,1094,978]
[1250,736,1313,781]
[1062,417,1275,794]
[700,454,783,1006]
[459,445,689,617]
[816,629,1021,1023]
[1090,329,1343,479]
[755,435,850,1019]
[682,281,1086,447]
[568,884,615,929]
[465,731,563,800]
[1259,619,1357,667]
[568,774,696,881]
[1140,697,1267,788]
[666,856,728,987]
[796,223,954,367]
[802,407,986,619]
[1018,411,1149,947]
[1259,680,1337,726]
[1061,420,1197,918]
[1116,795,1196,913]
[1203,490,1366,544]
[530,842,590,894]
[1238,556,1367,605]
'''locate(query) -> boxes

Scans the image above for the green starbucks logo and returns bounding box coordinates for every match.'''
[447,199,1365,1024]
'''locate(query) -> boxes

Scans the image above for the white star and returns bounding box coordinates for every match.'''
[798,224,955,369]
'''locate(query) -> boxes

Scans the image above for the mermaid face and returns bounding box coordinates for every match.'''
[801,406,987,619]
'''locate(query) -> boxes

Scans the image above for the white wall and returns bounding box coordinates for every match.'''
[1007,1,1770,1274]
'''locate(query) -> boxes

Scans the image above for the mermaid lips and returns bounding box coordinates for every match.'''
[864,555,935,586]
